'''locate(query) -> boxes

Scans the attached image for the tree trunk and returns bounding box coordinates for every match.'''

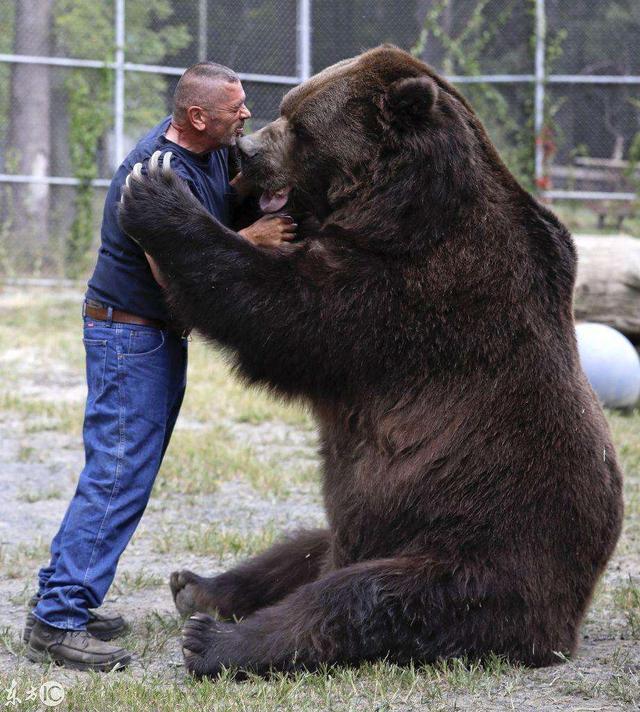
[8,0,53,271]
[573,235,640,340]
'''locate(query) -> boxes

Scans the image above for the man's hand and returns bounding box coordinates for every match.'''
[239,214,297,247]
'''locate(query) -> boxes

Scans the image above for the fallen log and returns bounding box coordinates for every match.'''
[573,235,640,341]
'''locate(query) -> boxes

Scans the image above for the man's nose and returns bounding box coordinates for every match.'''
[237,134,260,158]
[240,104,251,120]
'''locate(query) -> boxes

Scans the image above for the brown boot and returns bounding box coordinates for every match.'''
[23,595,128,644]
[26,620,131,672]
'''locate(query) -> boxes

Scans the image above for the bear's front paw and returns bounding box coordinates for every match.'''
[118,150,187,251]
[170,569,220,618]
[182,613,240,678]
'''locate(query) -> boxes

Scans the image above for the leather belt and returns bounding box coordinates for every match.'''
[83,303,166,330]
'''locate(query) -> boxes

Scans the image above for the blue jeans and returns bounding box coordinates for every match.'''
[34,312,188,630]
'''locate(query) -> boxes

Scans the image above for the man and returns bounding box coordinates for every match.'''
[24,62,294,672]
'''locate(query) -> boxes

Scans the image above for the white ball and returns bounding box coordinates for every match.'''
[575,322,640,409]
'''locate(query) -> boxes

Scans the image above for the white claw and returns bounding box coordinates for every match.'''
[121,174,131,203]
[132,162,143,180]
[149,150,161,173]
[162,151,173,175]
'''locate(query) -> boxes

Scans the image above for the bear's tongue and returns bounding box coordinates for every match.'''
[259,187,290,213]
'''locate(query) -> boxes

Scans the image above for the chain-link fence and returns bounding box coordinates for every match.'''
[0,0,639,276]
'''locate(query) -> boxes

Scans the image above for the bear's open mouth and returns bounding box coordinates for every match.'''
[259,187,291,214]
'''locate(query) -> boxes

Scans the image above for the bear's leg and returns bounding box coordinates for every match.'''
[170,528,330,619]
[181,557,565,678]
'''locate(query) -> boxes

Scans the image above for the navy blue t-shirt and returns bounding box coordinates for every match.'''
[86,116,232,322]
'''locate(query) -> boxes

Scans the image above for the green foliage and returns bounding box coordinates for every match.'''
[411,0,535,188]
[542,0,640,174]
[624,99,640,199]
[54,0,115,57]
[628,132,640,170]
[124,1,191,133]
[0,0,15,119]
[0,1,16,274]
[64,67,112,277]
[52,0,190,276]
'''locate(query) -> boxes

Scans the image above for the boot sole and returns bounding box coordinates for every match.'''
[26,645,131,672]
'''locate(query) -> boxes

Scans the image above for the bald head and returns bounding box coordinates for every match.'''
[172,62,240,124]
[167,61,250,153]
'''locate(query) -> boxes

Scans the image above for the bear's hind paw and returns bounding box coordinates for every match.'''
[182,613,237,678]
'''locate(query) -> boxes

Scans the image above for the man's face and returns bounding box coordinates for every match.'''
[198,81,251,149]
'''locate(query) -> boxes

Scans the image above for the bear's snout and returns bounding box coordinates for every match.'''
[237,134,260,159]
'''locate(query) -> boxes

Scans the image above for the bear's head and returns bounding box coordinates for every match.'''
[237,45,519,247]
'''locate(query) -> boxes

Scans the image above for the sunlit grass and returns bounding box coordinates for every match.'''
[0,656,529,712]
[111,571,165,596]
[612,576,640,639]
[158,425,318,498]
[607,409,640,559]
[151,521,279,560]
[0,392,83,435]
[181,340,312,428]
[16,487,63,503]
[0,539,50,580]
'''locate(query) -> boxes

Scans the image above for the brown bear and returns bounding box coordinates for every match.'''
[119,45,623,677]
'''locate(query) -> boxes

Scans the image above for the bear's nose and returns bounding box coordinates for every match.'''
[237,135,260,158]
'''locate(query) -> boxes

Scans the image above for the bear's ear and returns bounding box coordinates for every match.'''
[383,76,438,128]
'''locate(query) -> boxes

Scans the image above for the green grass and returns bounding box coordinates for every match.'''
[0,657,525,712]
[151,522,279,560]
[16,487,63,503]
[158,426,318,498]
[0,392,83,435]
[607,409,640,559]
[613,576,640,639]
[111,571,165,596]
[181,342,312,428]
[0,539,50,580]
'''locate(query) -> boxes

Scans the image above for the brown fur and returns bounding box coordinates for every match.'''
[119,45,624,677]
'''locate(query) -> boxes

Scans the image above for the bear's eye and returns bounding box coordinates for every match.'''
[291,122,311,141]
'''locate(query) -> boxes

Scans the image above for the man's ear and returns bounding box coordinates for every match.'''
[187,105,207,132]
[383,76,439,129]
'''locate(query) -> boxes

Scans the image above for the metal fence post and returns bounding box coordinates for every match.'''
[297,0,312,81]
[114,0,125,168]
[534,0,546,190]
[198,0,208,61]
